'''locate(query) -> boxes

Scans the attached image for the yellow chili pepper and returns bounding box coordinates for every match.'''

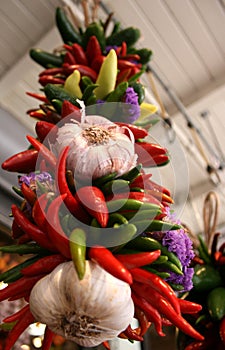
[64,70,82,98]
[94,49,117,99]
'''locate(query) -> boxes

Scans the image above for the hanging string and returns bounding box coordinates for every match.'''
[203,191,219,251]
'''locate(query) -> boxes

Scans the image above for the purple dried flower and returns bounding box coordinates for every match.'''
[19,171,53,192]
[123,87,140,123]
[105,45,118,54]
[166,267,194,292]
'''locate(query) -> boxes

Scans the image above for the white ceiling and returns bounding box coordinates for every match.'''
[0,0,225,233]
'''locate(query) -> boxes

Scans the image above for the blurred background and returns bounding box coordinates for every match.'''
[0,1,225,349]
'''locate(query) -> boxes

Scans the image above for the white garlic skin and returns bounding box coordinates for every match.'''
[54,115,137,180]
[29,261,134,347]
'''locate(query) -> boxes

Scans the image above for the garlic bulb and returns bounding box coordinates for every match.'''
[54,115,137,180]
[29,261,134,347]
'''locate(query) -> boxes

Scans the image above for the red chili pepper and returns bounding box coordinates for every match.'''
[89,246,133,285]
[72,43,88,65]
[63,44,73,52]
[211,232,220,258]
[91,55,105,73]
[12,219,24,238]
[120,54,141,61]
[18,233,31,244]
[21,183,36,206]
[0,275,44,302]
[75,186,109,227]
[115,122,148,139]
[22,254,67,276]
[120,41,127,56]
[26,91,49,103]
[135,141,167,157]
[4,308,34,350]
[130,173,152,189]
[184,342,206,350]
[63,51,77,65]
[39,75,65,86]
[108,191,163,208]
[56,147,90,223]
[131,291,165,337]
[61,100,81,119]
[46,194,71,259]
[35,121,58,143]
[42,327,54,350]
[86,35,102,65]
[39,67,65,77]
[12,204,55,251]
[115,250,161,269]
[102,341,110,350]
[28,110,47,121]
[146,189,174,204]
[130,268,180,314]
[148,178,171,196]
[218,255,225,265]
[116,68,132,84]
[220,316,225,345]
[1,149,38,173]
[118,59,141,70]
[214,251,223,262]
[63,63,97,81]
[133,282,204,341]
[122,324,143,341]
[3,304,30,323]
[32,193,49,232]
[134,306,151,336]
[26,135,57,168]
[128,66,141,80]
[178,299,202,314]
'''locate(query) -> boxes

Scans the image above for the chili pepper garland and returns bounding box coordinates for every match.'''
[0,4,203,350]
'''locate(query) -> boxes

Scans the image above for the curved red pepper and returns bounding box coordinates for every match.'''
[178,299,202,314]
[12,219,24,239]
[133,282,204,341]
[115,250,161,269]
[102,341,110,350]
[21,182,36,206]
[56,147,90,223]
[108,191,163,208]
[63,51,77,65]
[86,35,102,65]
[39,75,65,86]
[35,121,58,143]
[61,100,81,119]
[0,275,44,302]
[26,135,57,168]
[39,67,65,77]
[134,306,151,336]
[75,185,108,227]
[91,55,105,73]
[21,254,67,276]
[130,267,180,314]
[42,327,54,350]
[72,43,88,65]
[1,149,38,173]
[184,342,206,350]
[46,194,71,259]
[12,204,55,252]
[89,246,133,285]
[115,122,148,139]
[120,41,127,57]
[220,316,225,345]
[4,308,34,350]
[63,63,97,81]
[26,91,49,103]
[3,304,30,323]
[32,193,49,232]
[131,291,165,337]
[121,324,143,341]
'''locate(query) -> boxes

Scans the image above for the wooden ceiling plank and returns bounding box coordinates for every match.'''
[192,0,225,56]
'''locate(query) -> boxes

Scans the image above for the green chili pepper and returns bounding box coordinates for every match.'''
[101,179,130,196]
[70,228,86,280]
[192,264,223,292]
[119,164,142,182]
[207,287,225,320]
[93,172,117,187]
[106,82,128,102]
[133,219,181,233]
[110,21,121,36]
[159,260,183,275]
[30,48,63,68]
[51,99,63,114]
[197,235,212,264]
[168,283,184,292]
[106,27,141,47]
[129,81,145,104]
[55,7,82,45]
[81,76,94,91]
[151,255,168,265]
[82,22,106,51]
[121,208,161,221]
[12,186,23,198]
[82,83,99,105]
[143,266,170,279]
[127,47,153,65]
[0,243,48,255]
[106,198,160,212]
[0,255,41,283]
[44,84,79,107]
[107,213,128,227]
